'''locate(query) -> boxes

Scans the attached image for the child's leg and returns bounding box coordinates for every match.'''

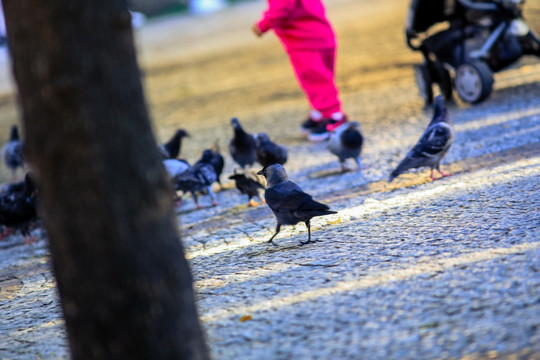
[288,48,343,119]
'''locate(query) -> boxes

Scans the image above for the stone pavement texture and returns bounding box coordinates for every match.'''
[0,0,539,359]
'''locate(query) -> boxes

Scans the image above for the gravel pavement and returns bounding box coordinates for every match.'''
[1,0,539,359]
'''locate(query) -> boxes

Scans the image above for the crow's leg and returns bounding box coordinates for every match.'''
[300,220,318,246]
[207,186,218,206]
[268,224,281,246]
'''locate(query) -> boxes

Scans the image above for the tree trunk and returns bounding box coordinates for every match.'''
[2,1,210,359]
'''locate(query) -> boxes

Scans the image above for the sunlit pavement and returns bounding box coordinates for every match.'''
[0,0,539,358]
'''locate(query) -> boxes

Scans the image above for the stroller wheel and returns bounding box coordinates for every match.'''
[455,61,494,104]
[433,61,452,101]
[414,63,433,105]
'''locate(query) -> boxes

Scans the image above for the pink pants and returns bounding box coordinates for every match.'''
[288,48,342,118]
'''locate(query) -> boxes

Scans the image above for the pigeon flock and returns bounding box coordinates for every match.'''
[0,95,455,246]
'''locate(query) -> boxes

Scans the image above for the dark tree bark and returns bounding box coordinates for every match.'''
[2,1,209,359]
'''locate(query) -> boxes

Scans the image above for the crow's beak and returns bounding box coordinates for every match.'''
[256,169,264,176]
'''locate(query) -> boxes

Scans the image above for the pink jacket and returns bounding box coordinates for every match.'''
[257,0,336,51]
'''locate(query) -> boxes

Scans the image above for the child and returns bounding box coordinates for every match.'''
[252,0,348,142]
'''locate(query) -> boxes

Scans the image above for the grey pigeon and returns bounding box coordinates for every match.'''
[389,95,454,181]
[163,158,190,178]
[174,162,218,208]
[228,170,265,207]
[159,129,189,159]
[195,148,225,189]
[327,121,363,172]
[229,117,257,168]
[257,164,337,246]
[1,125,24,180]
[255,132,288,167]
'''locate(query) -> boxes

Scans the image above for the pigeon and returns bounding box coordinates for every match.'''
[257,164,337,246]
[255,132,288,167]
[0,172,39,243]
[229,117,257,168]
[327,121,364,172]
[195,147,225,189]
[162,159,190,206]
[159,129,189,159]
[163,158,190,178]
[228,170,265,207]
[174,162,218,208]
[389,95,454,181]
[1,125,24,180]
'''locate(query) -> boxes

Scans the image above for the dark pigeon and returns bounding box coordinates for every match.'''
[228,117,257,168]
[195,148,225,189]
[389,95,454,181]
[327,121,364,172]
[159,129,189,159]
[0,172,38,243]
[257,164,337,246]
[255,132,288,167]
[1,125,24,180]
[174,162,218,208]
[228,170,265,207]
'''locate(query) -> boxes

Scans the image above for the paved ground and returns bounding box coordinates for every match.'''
[0,0,539,359]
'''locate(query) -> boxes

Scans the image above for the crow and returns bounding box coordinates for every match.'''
[255,132,288,167]
[257,164,337,246]
[327,121,363,172]
[229,117,257,168]
[389,95,454,181]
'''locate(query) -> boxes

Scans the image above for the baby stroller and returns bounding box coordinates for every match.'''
[406,0,540,104]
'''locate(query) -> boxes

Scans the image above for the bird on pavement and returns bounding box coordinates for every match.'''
[163,158,190,178]
[0,172,39,243]
[389,95,454,181]
[228,170,265,207]
[195,147,225,189]
[229,117,257,169]
[1,125,24,181]
[255,132,288,167]
[159,129,189,159]
[257,164,337,246]
[327,121,364,172]
[174,162,218,208]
